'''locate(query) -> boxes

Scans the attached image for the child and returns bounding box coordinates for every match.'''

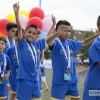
[46,20,100,100]
[35,28,41,41]
[7,30,20,100]
[34,28,44,98]
[83,16,100,100]
[40,62,49,91]
[34,15,56,98]
[33,28,44,98]
[13,2,55,100]
[0,36,11,100]
[4,22,17,54]
[4,22,17,100]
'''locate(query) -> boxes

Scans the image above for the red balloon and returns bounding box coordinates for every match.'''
[0,19,11,35]
[0,31,7,38]
[27,17,43,30]
[29,7,44,19]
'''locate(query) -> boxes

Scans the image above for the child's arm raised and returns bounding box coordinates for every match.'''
[82,32,100,46]
[46,25,66,47]
[13,2,22,41]
[45,15,56,38]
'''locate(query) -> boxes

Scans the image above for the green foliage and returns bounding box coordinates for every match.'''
[80,29,96,61]
[44,49,51,59]
[70,26,76,40]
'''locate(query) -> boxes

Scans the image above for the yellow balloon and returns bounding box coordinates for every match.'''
[19,10,29,19]
[6,13,15,22]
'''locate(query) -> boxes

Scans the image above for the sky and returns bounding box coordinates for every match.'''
[0,0,100,31]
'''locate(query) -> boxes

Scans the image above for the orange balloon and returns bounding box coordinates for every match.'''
[0,31,7,38]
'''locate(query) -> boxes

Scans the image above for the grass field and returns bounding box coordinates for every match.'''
[42,67,87,100]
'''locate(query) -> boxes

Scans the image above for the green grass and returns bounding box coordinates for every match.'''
[42,67,86,100]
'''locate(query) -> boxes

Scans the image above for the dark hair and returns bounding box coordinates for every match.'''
[37,28,41,34]
[97,16,100,26]
[0,36,6,44]
[6,22,17,31]
[56,20,71,31]
[15,29,24,37]
[25,24,37,32]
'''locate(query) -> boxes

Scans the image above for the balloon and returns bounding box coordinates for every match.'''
[0,19,11,35]
[0,31,7,38]
[41,17,53,32]
[29,7,44,19]
[14,14,29,30]
[6,13,15,22]
[40,31,47,39]
[27,17,43,30]
[19,10,29,19]
[45,14,52,18]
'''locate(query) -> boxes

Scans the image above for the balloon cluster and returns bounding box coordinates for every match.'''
[0,7,53,38]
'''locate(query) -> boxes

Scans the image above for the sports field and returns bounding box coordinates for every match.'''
[42,67,87,100]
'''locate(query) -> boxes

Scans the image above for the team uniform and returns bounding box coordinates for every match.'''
[83,37,100,100]
[33,40,45,95]
[4,39,15,83]
[7,46,18,93]
[4,39,15,100]
[49,39,82,100]
[0,54,11,99]
[4,39,15,54]
[16,38,45,100]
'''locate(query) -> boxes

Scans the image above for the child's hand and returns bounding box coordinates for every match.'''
[45,45,49,49]
[13,2,19,13]
[3,74,9,80]
[52,14,56,25]
[57,25,67,35]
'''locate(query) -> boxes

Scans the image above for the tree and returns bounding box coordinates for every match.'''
[44,49,51,59]
[70,26,76,40]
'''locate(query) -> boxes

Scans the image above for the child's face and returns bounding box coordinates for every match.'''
[98,26,100,31]
[36,34,40,41]
[7,27,18,40]
[0,40,6,53]
[58,25,71,40]
[24,27,37,42]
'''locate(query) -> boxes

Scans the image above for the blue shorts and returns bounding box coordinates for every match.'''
[51,83,80,100]
[17,79,41,100]
[0,83,7,98]
[83,87,100,100]
[11,85,17,93]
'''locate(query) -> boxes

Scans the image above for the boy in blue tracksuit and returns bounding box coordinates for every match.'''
[46,20,100,100]
[4,22,17,54]
[83,16,100,100]
[34,15,56,98]
[0,36,11,100]
[4,21,17,100]
[7,30,19,100]
[13,2,55,100]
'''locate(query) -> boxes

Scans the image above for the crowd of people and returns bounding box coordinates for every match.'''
[0,2,100,100]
